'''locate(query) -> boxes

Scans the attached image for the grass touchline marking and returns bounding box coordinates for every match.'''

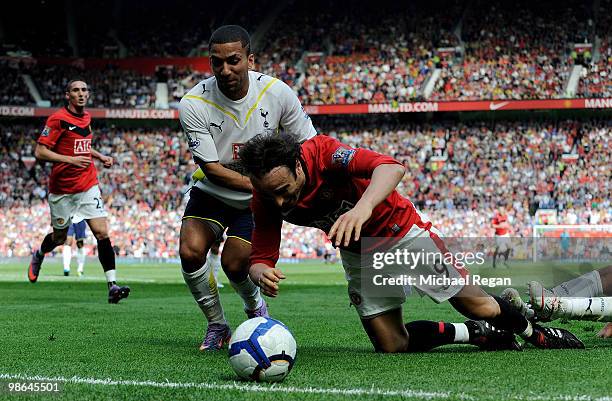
[1,373,610,401]
[0,373,468,400]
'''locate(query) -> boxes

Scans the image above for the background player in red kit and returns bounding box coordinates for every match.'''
[28,79,130,304]
[239,133,584,352]
[492,204,512,268]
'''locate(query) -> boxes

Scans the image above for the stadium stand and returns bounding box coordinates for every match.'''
[1,117,609,258]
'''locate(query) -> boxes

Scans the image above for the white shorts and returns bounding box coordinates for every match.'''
[48,185,108,229]
[495,234,511,252]
[340,217,466,319]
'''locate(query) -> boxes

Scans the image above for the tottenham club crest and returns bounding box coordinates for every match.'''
[260,108,269,128]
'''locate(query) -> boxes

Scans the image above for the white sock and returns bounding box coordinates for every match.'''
[452,323,470,343]
[182,263,226,325]
[555,297,612,322]
[62,245,72,271]
[105,269,117,283]
[553,271,603,297]
[520,321,533,338]
[230,276,262,311]
[77,247,86,272]
[209,253,221,282]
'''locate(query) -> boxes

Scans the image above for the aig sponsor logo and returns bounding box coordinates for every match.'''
[232,143,245,159]
[74,138,92,154]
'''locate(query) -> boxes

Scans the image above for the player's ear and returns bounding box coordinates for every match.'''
[295,159,303,176]
[247,53,255,70]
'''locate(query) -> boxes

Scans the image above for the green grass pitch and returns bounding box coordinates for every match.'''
[0,259,610,401]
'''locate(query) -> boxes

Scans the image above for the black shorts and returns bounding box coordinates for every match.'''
[183,187,253,243]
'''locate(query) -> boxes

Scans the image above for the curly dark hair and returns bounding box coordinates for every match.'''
[239,134,301,179]
[209,25,251,54]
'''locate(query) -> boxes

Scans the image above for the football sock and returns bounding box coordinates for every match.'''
[552,271,603,297]
[488,295,532,337]
[551,297,612,322]
[62,245,72,271]
[77,247,86,272]
[104,269,116,284]
[182,263,226,325]
[40,233,56,254]
[404,320,457,351]
[97,238,115,272]
[230,276,263,311]
[209,252,222,283]
[451,323,470,343]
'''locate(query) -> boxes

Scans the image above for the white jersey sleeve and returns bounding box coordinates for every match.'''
[277,82,317,141]
[179,98,219,163]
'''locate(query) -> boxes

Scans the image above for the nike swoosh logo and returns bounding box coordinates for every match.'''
[68,126,77,130]
[489,102,509,111]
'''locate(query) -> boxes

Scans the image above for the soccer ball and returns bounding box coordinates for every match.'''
[228,317,297,382]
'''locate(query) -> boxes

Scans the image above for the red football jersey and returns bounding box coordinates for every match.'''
[37,107,98,194]
[492,213,510,235]
[250,135,420,268]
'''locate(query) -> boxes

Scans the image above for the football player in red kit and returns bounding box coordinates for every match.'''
[492,204,512,268]
[28,79,130,304]
[239,133,584,352]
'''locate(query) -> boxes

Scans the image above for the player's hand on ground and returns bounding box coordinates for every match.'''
[100,155,114,168]
[249,263,285,297]
[328,203,372,247]
[70,155,92,168]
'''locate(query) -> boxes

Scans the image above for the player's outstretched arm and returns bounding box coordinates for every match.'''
[249,263,285,297]
[34,143,90,168]
[90,148,113,168]
[329,163,405,246]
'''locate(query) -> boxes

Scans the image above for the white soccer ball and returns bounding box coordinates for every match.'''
[228,317,297,382]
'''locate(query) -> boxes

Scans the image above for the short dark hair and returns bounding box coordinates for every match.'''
[239,134,301,179]
[65,78,88,92]
[209,25,251,54]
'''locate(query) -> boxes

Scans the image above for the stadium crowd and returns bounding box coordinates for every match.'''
[0,118,609,258]
[2,0,609,107]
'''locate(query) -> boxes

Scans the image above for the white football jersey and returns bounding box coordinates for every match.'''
[179,71,317,209]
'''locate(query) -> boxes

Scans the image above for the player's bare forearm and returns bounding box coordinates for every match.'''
[91,148,113,168]
[357,164,405,210]
[328,163,405,246]
[197,159,253,192]
[34,144,72,164]
[90,149,105,160]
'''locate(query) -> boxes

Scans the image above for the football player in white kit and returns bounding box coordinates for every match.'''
[178,25,317,351]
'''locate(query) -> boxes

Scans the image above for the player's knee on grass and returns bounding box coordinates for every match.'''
[450,292,501,320]
[361,309,410,353]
